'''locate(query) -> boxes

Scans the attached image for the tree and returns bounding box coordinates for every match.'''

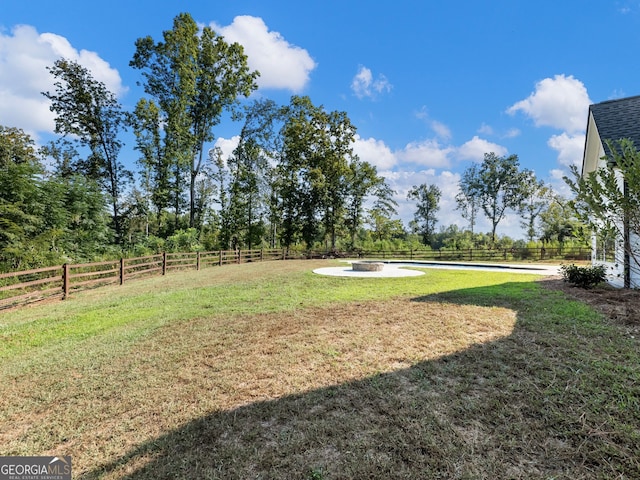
[39,140,111,260]
[226,137,264,249]
[367,209,405,242]
[564,138,640,287]
[344,158,395,248]
[459,152,528,244]
[129,98,170,234]
[538,194,584,245]
[277,96,318,249]
[518,170,550,242]
[276,96,378,251]
[407,183,441,246]
[0,126,109,269]
[209,147,233,249]
[43,58,131,244]
[456,164,480,233]
[39,172,110,261]
[275,154,304,249]
[130,12,259,229]
[320,110,359,250]
[191,160,217,232]
[0,126,43,269]
[227,99,281,250]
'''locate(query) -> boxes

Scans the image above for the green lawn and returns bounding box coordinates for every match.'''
[1,260,638,479]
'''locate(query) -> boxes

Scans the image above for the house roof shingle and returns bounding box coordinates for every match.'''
[589,95,640,158]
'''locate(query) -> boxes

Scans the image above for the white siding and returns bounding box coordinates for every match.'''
[630,231,640,288]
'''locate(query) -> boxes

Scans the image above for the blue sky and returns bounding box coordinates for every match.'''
[2,0,640,239]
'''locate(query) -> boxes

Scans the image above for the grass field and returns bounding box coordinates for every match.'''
[1,259,639,479]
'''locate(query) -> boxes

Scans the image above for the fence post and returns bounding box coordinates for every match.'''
[62,263,70,299]
[260,248,264,262]
[237,250,241,264]
[196,251,201,271]
[120,258,125,285]
[219,250,223,266]
[469,248,473,261]
[162,252,167,275]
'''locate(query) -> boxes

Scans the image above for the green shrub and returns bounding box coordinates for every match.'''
[560,263,607,289]
[165,228,203,252]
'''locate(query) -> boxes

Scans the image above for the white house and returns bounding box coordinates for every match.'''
[582,95,640,288]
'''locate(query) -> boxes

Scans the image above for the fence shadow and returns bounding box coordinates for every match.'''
[79,281,635,479]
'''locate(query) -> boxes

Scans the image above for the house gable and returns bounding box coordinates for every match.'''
[583,95,640,176]
[582,94,640,288]
[582,110,603,176]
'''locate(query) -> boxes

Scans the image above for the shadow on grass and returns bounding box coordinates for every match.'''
[82,280,640,479]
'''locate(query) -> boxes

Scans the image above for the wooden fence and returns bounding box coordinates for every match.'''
[0,265,63,310]
[338,246,591,263]
[0,249,287,310]
[0,246,590,311]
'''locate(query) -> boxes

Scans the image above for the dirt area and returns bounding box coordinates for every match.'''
[542,277,640,329]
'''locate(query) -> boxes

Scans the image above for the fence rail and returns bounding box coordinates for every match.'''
[0,265,64,310]
[0,249,285,310]
[0,246,590,310]
[320,246,591,263]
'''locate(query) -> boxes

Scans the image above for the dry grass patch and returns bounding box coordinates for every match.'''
[1,297,516,477]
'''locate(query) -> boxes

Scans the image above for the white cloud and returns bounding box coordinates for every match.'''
[213,136,240,160]
[415,105,429,120]
[507,74,591,133]
[430,120,452,141]
[353,135,397,170]
[617,4,633,14]
[0,24,125,138]
[434,170,465,226]
[503,128,521,139]
[357,132,508,175]
[353,133,461,172]
[41,34,125,96]
[379,168,506,234]
[0,90,53,136]
[547,132,585,168]
[608,88,626,100]
[331,131,524,237]
[456,136,507,162]
[397,139,454,168]
[478,123,494,135]
[351,65,392,99]
[415,106,451,140]
[352,135,464,227]
[549,168,574,197]
[478,124,519,139]
[478,123,521,138]
[212,16,316,93]
[355,134,453,170]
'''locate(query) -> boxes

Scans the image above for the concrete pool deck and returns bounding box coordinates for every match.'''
[313,260,562,278]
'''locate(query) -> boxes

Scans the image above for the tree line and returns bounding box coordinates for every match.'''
[0,12,588,272]
[407,151,585,249]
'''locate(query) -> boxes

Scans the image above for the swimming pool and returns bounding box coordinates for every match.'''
[312,260,561,278]
[384,260,560,275]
